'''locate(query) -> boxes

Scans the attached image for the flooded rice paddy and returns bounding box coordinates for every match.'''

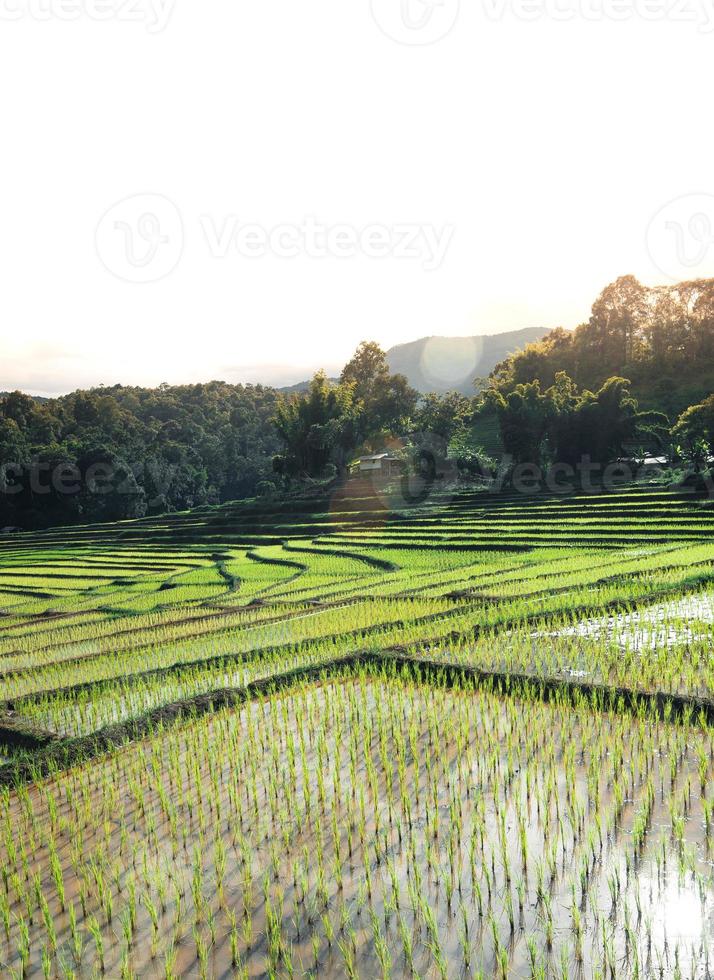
[2,671,713,978]
[538,591,714,651]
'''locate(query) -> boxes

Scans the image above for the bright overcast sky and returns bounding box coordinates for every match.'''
[1,0,713,395]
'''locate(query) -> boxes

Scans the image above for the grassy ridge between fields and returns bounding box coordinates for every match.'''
[4,648,714,788]
[1,479,714,766]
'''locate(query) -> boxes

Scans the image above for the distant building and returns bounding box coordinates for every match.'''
[352,452,405,477]
[616,454,669,468]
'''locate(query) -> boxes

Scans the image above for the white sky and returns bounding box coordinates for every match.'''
[1,0,714,395]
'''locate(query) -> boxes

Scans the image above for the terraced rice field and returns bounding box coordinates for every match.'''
[1,480,714,977]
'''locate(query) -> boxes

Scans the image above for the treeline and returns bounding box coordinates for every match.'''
[273,343,419,478]
[0,382,280,528]
[272,362,676,480]
[272,342,480,480]
[492,276,714,418]
[483,275,714,473]
[483,374,668,469]
[274,277,714,482]
[3,274,714,530]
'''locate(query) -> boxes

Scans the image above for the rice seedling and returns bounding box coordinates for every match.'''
[1,482,714,975]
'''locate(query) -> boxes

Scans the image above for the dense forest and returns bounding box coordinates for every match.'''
[0,383,280,528]
[3,274,714,530]
[476,275,714,473]
[491,276,714,418]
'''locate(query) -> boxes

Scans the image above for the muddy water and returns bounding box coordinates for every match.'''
[541,591,714,651]
[1,675,714,977]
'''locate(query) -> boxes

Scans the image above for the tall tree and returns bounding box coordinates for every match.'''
[273,372,357,477]
[483,381,556,467]
[340,341,418,444]
[588,275,649,370]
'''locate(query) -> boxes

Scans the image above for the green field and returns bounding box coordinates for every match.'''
[1,480,714,978]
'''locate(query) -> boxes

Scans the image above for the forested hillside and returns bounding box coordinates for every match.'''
[3,275,714,532]
[0,382,280,528]
[491,276,714,417]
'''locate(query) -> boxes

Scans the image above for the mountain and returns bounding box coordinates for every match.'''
[277,379,338,395]
[277,328,553,396]
[385,327,552,395]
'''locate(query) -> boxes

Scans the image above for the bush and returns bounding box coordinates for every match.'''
[256,480,276,498]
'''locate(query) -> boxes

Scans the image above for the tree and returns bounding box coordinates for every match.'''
[76,448,147,522]
[565,377,668,466]
[0,417,28,465]
[672,395,714,470]
[482,372,668,472]
[491,328,574,393]
[413,391,473,443]
[273,372,357,477]
[340,341,418,444]
[588,275,649,370]
[483,381,555,467]
[340,341,389,394]
[542,372,581,465]
[488,276,714,419]
[405,391,474,474]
